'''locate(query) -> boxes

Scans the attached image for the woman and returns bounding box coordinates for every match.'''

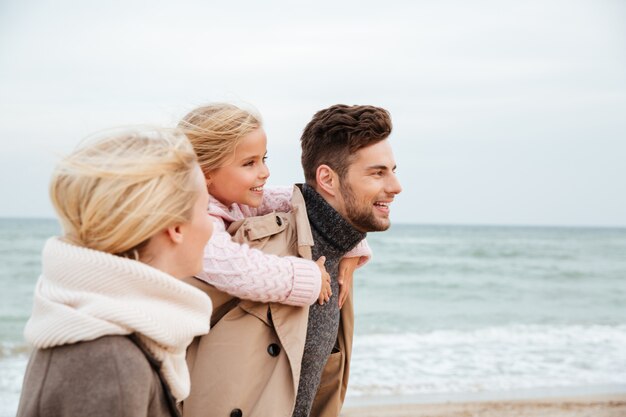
[17,128,214,417]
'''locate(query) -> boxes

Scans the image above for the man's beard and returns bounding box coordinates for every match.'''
[340,181,390,232]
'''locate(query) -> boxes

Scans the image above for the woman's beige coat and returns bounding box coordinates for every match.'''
[182,186,353,417]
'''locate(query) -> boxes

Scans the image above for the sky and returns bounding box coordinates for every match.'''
[0,0,625,226]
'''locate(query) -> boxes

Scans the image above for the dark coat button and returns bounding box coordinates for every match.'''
[267,343,281,357]
[275,216,282,226]
[230,409,243,417]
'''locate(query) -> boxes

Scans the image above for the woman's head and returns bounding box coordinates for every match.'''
[50,128,213,277]
[179,103,270,207]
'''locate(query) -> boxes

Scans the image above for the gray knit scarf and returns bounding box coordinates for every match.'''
[292,184,365,417]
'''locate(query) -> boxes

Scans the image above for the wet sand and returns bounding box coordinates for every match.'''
[341,393,626,417]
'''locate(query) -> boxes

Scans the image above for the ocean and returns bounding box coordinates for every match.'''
[1,219,626,416]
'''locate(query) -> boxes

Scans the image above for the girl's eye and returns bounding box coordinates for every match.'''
[243,161,254,167]
[262,156,268,163]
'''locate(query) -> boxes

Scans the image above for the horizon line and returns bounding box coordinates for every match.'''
[1,216,624,230]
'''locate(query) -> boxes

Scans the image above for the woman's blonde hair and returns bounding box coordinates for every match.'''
[50,128,199,259]
[178,103,262,175]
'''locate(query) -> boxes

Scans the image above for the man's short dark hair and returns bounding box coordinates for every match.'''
[300,104,392,183]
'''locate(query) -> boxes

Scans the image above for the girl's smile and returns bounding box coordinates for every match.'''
[206,128,270,208]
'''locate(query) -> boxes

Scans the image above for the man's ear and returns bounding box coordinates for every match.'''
[316,164,338,197]
[165,224,184,244]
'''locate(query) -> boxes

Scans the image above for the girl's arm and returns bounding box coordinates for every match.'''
[196,222,322,306]
[344,238,372,267]
[338,239,373,309]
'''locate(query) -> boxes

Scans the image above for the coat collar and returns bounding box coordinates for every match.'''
[207,193,244,224]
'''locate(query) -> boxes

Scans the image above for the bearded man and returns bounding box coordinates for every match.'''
[294,104,402,417]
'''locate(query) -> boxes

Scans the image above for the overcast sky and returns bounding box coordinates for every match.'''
[1,0,625,226]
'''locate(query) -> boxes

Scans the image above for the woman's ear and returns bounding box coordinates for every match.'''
[316,164,338,197]
[165,224,184,244]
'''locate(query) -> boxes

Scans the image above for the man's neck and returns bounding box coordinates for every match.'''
[299,183,365,255]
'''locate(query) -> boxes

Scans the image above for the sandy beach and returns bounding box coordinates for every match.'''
[341,394,626,417]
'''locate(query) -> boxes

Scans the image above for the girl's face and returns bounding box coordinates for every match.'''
[207,128,270,207]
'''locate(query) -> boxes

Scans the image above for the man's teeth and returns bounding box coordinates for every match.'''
[251,186,263,192]
[374,202,389,207]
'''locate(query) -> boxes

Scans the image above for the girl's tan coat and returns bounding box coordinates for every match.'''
[182,186,353,417]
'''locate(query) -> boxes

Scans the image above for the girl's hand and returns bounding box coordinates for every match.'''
[338,256,359,309]
[315,256,332,305]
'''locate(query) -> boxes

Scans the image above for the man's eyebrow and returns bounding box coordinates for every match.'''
[366,164,397,171]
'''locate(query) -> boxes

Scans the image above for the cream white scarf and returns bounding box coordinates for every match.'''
[24,237,212,401]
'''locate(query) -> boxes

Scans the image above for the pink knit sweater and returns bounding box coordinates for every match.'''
[196,186,372,307]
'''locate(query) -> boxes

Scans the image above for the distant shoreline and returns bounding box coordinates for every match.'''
[0,217,625,230]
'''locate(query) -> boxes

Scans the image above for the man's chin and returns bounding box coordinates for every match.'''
[370,212,391,231]
[372,220,391,232]
[350,215,390,232]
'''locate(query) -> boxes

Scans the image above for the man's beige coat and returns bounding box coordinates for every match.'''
[182,186,353,417]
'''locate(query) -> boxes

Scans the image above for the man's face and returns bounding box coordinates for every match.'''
[337,139,402,232]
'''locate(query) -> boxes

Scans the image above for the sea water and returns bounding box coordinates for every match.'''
[1,219,625,415]
[349,224,626,399]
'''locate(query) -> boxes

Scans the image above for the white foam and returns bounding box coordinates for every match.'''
[0,354,28,417]
[348,324,626,397]
[2,324,625,414]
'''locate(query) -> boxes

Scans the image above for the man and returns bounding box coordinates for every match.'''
[181,104,401,417]
[294,104,402,417]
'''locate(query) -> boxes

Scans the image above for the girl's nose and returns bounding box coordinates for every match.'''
[260,163,270,179]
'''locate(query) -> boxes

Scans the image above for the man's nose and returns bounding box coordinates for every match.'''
[387,172,402,195]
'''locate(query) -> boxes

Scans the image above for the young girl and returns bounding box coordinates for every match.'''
[17,128,213,417]
[178,103,370,309]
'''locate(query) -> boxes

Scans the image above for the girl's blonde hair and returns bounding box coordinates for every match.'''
[50,128,199,259]
[178,103,262,174]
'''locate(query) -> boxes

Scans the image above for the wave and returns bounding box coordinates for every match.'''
[0,342,31,359]
[2,325,626,406]
[348,324,626,397]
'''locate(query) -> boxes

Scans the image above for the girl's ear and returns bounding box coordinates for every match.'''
[316,164,338,197]
[165,224,184,244]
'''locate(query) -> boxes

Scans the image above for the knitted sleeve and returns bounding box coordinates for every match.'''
[196,219,321,306]
[344,238,372,267]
